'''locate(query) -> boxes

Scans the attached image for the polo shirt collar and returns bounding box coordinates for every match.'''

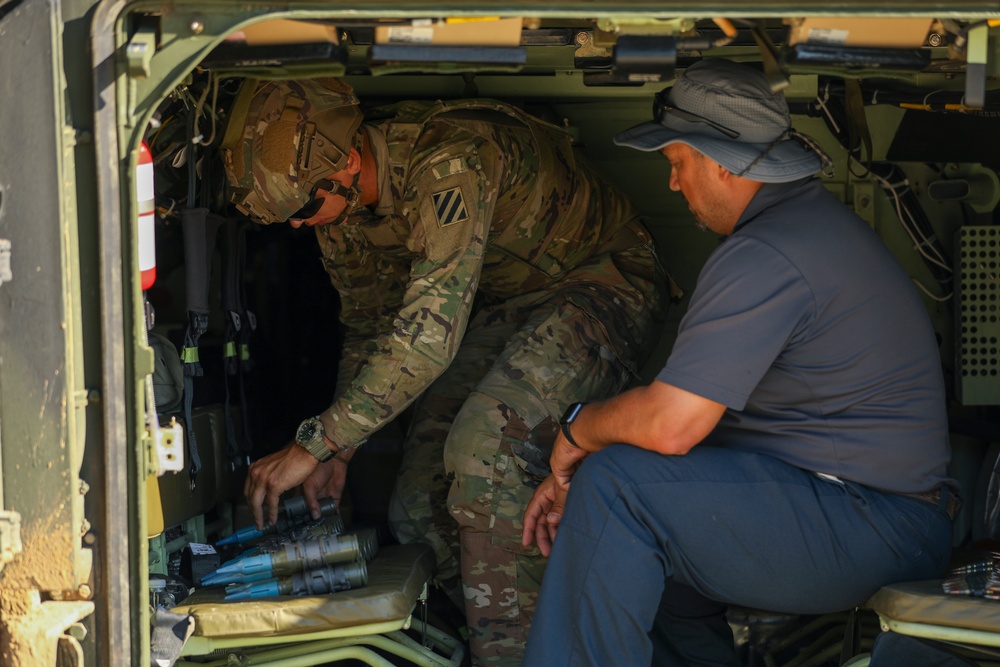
[733,177,818,234]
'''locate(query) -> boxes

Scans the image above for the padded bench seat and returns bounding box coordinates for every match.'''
[866,579,1000,647]
[171,543,464,667]
[173,543,436,638]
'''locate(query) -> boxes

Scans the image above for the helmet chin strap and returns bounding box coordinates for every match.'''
[317,132,364,226]
[321,172,362,226]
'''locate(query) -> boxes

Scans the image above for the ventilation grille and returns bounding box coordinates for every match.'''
[956,226,1000,405]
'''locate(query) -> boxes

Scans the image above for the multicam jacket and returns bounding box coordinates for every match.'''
[314,99,644,449]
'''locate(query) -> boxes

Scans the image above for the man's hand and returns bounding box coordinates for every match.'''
[301,452,354,519]
[549,430,588,485]
[522,433,588,556]
[244,443,318,529]
[522,475,562,556]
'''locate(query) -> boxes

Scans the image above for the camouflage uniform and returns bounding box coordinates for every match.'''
[224,82,671,666]
[315,99,669,666]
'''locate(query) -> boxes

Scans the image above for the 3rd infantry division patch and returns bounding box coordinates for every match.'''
[432,186,469,227]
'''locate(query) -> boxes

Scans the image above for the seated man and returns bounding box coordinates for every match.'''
[224,77,671,665]
[522,59,956,667]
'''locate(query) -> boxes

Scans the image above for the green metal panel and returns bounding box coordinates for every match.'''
[0,0,90,595]
[92,0,147,662]
[56,0,123,661]
[0,0,99,664]
[956,226,1000,405]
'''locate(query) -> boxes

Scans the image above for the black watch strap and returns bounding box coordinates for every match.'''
[559,402,587,449]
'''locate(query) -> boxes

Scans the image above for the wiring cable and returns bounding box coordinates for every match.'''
[192,72,220,147]
[865,160,954,302]
[791,85,955,300]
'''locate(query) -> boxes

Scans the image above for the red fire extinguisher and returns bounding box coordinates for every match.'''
[136,140,156,291]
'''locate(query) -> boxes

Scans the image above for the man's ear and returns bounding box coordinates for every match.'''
[716,161,734,182]
[346,146,362,175]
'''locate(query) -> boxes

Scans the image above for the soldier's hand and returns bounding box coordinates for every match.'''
[244,443,318,529]
[302,456,350,519]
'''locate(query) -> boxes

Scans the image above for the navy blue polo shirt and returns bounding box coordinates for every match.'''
[658,178,951,493]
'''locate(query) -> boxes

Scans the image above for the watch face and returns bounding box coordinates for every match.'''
[561,402,585,425]
[296,418,322,445]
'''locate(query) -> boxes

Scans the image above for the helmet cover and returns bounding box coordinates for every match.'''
[222,77,363,224]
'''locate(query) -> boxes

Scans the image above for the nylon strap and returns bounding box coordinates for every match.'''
[839,608,861,664]
[220,217,241,467]
[751,25,790,92]
[844,78,873,172]
[182,375,201,486]
[219,217,255,466]
[180,207,226,485]
[219,78,260,152]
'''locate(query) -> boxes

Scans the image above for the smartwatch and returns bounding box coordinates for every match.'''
[295,417,334,463]
[559,402,587,449]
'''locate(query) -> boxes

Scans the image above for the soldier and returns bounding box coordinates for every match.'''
[224,77,671,665]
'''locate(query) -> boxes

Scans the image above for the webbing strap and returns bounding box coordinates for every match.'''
[839,608,862,664]
[219,78,260,152]
[221,356,240,467]
[844,78,873,173]
[182,374,202,486]
[182,208,226,315]
[219,217,255,465]
[237,347,254,461]
[751,25,790,92]
[180,207,226,485]
[219,220,243,465]
[181,310,206,487]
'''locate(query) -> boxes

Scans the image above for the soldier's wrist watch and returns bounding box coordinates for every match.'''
[295,417,334,463]
[559,402,587,449]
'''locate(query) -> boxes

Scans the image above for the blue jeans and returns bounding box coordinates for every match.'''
[523,445,953,667]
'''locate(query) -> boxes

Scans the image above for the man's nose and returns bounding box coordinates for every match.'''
[668,169,680,192]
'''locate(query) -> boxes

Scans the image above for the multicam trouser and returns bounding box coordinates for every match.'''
[388,232,668,666]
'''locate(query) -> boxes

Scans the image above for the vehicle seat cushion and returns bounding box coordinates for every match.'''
[170,543,435,638]
[866,579,1000,634]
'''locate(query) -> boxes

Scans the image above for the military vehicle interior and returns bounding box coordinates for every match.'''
[124,9,1000,667]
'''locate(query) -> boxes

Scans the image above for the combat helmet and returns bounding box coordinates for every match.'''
[221,77,364,224]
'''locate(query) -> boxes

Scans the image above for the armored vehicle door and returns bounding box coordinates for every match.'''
[0,0,103,664]
[1,1,998,665]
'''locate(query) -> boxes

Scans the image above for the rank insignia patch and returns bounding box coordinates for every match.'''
[432,187,469,227]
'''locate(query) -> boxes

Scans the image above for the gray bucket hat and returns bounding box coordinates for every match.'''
[614,59,823,183]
